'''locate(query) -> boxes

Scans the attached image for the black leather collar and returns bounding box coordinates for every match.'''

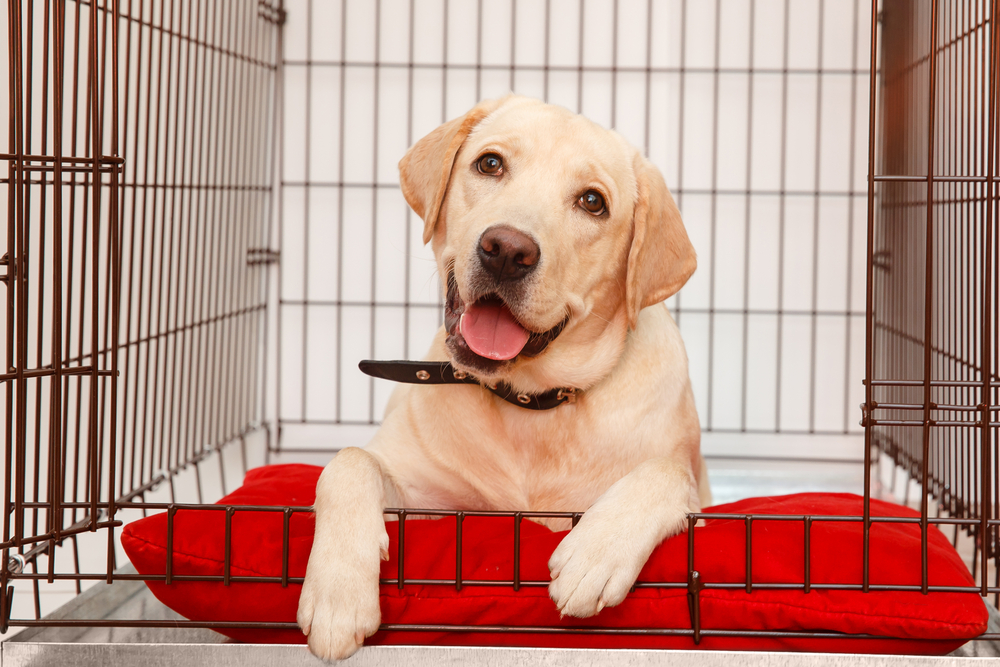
[359,360,578,411]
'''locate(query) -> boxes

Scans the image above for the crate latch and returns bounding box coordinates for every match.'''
[687,569,704,645]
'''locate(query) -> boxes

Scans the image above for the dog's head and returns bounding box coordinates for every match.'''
[399,95,696,393]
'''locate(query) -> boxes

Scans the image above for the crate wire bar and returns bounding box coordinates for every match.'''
[2,0,276,627]
[1,0,999,655]
[868,0,1000,606]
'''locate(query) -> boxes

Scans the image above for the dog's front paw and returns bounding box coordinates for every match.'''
[548,501,687,618]
[297,529,389,660]
[547,516,644,618]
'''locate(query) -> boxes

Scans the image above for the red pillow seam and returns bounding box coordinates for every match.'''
[702,591,986,632]
[123,532,278,579]
[384,587,985,634]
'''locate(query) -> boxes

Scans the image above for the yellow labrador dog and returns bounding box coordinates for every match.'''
[297,95,709,660]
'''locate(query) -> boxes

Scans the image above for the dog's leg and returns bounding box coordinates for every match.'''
[547,457,696,618]
[297,447,391,660]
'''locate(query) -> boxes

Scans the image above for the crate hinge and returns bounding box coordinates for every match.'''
[0,252,23,286]
[258,1,286,25]
[247,248,280,266]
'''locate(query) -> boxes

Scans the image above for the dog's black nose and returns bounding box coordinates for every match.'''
[477,226,540,281]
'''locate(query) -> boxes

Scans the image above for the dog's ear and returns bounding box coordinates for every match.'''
[399,97,508,244]
[625,154,697,329]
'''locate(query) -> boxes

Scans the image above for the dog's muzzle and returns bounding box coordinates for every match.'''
[444,272,567,373]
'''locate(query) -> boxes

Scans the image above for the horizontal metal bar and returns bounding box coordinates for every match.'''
[280,180,868,199]
[0,152,125,164]
[279,300,865,319]
[868,419,984,427]
[867,379,1000,388]
[0,519,123,554]
[282,60,870,77]
[0,365,115,382]
[873,174,997,182]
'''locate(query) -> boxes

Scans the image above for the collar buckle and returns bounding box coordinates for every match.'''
[556,387,577,404]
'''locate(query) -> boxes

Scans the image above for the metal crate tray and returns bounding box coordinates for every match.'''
[3,565,999,666]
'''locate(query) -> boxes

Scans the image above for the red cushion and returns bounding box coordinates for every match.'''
[120,464,987,654]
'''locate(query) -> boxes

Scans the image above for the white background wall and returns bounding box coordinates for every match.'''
[271,0,873,465]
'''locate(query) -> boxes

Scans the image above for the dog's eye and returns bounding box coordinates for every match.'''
[477,153,504,175]
[578,190,606,215]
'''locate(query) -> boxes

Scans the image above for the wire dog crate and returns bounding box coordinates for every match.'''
[1,0,999,662]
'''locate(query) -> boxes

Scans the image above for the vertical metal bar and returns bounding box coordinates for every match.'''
[673,0,687,327]
[686,514,700,645]
[513,513,521,592]
[265,0,285,458]
[182,0,210,474]
[161,0,189,478]
[397,509,405,589]
[170,0,197,476]
[920,0,941,596]
[65,0,85,542]
[774,0,791,432]
[861,0,881,595]
[216,0,248,470]
[87,0,105,534]
[437,0,448,326]
[368,0,381,424]
[402,0,414,360]
[9,0,27,564]
[106,0,122,583]
[136,0,168,494]
[744,516,752,593]
[610,0,618,128]
[223,507,234,586]
[3,0,19,617]
[706,0,721,430]
[687,514,695,572]
[808,0,825,433]
[642,0,652,157]
[740,0,756,431]
[301,0,313,424]
[980,0,999,597]
[509,0,516,92]
[475,0,482,102]
[842,0,861,434]
[121,0,144,499]
[455,511,463,591]
[205,0,234,460]
[241,0,263,452]
[804,516,812,593]
[282,508,291,587]
[542,0,550,102]
[334,0,346,423]
[207,0,238,470]
[165,505,176,584]
[576,0,583,114]
[48,0,67,579]
[30,0,52,561]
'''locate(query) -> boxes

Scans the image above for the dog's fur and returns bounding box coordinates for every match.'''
[297,95,709,660]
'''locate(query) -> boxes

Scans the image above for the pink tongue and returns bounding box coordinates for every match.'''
[460,300,530,360]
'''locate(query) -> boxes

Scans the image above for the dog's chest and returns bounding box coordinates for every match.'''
[480,407,648,512]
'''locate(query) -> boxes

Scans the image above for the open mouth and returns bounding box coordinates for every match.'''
[444,273,567,371]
